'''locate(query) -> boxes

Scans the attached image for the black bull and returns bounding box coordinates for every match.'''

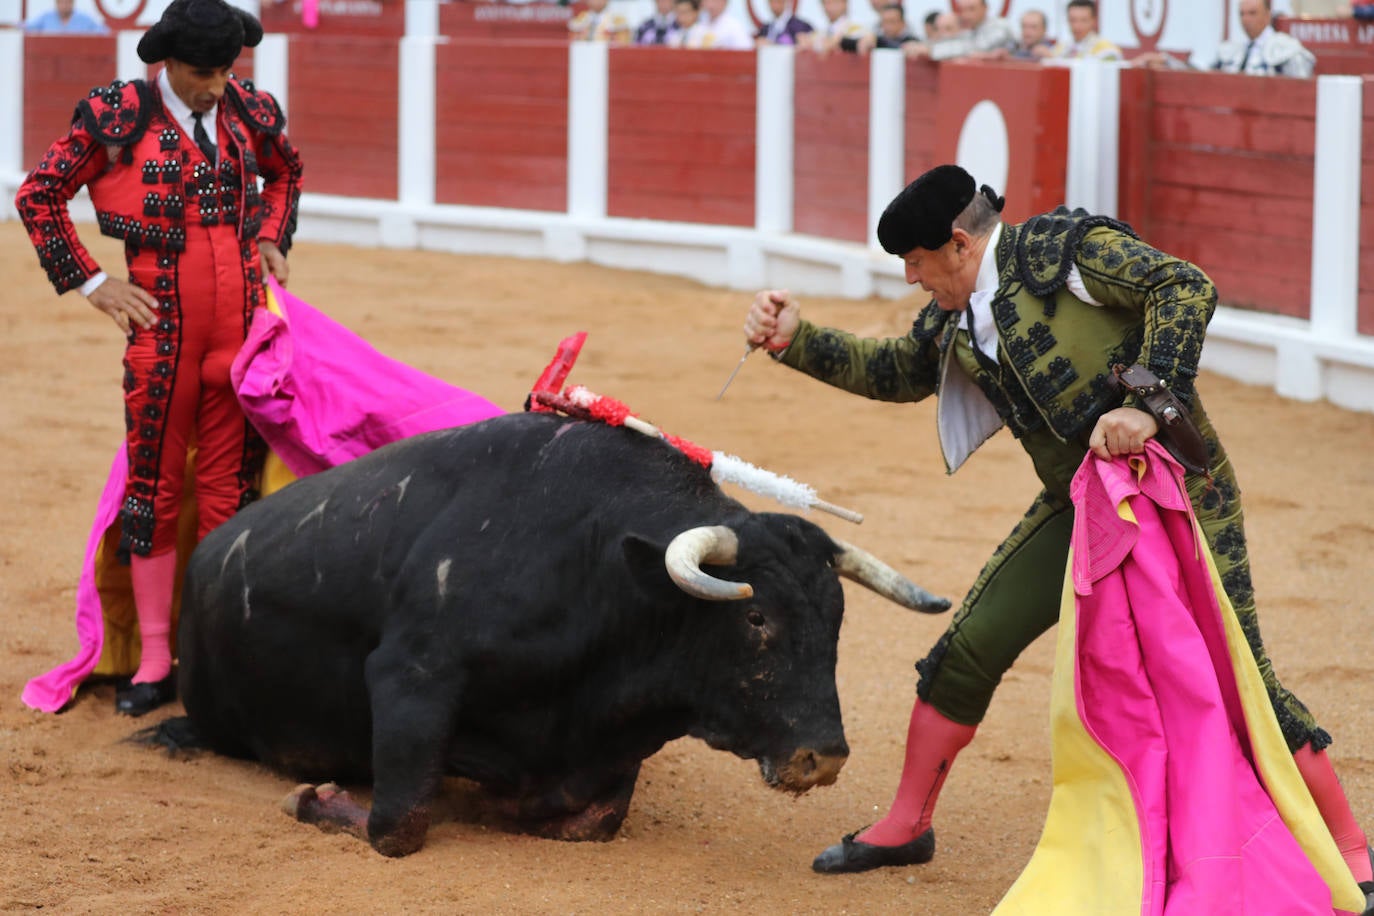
[170,412,949,856]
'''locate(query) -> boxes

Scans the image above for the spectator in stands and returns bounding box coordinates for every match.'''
[806,0,867,54]
[1216,0,1316,75]
[683,0,754,48]
[930,10,960,40]
[1048,0,1121,61]
[665,0,699,46]
[24,0,109,33]
[635,0,679,45]
[908,0,1016,60]
[1010,9,1055,59]
[1136,0,1315,77]
[568,0,632,43]
[921,10,940,42]
[755,0,815,47]
[852,4,920,54]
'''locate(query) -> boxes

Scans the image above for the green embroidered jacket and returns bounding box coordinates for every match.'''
[778,207,1217,446]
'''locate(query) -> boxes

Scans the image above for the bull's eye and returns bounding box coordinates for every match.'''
[746,610,766,628]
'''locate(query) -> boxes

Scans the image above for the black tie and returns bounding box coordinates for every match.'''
[964,307,998,373]
[192,111,217,164]
[1239,40,1255,73]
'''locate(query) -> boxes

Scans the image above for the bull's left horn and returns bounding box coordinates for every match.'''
[831,539,950,613]
[664,526,754,601]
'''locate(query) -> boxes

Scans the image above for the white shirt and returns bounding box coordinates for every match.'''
[158,67,219,157]
[685,10,754,49]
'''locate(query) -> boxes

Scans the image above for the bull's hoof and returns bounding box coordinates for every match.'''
[115,674,176,717]
[281,783,321,820]
[811,827,935,874]
[281,782,365,837]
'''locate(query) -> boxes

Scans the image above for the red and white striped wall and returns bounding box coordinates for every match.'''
[2,27,1371,412]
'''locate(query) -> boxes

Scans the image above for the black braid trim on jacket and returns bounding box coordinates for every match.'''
[1014,206,1139,299]
[224,76,287,136]
[75,79,157,148]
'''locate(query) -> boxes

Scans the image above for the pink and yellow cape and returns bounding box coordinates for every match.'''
[21,279,505,713]
[995,442,1364,915]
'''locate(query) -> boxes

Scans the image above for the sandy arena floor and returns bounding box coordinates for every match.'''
[3,221,1373,914]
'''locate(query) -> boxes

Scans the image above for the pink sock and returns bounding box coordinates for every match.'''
[857,698,977,847]
[1294,744,1372,884]
[129,550,177,685]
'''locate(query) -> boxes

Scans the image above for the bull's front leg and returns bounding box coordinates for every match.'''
[360,651,459,857]
[282,647,457,858]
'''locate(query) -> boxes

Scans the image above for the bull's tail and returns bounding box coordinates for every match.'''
[127,716,209,755]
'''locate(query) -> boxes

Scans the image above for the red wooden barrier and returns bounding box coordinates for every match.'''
[1118,69,1315,319]
[287,36,398,200]
[793,53,869,244]
[259,0,405,36]
[931,60,1068,226]
[607,48,756,227]
[1276,17,1374,77]
[435,40,568,212]
[21,36,116,170]
[439,2,572,39]
[903,60,939,190]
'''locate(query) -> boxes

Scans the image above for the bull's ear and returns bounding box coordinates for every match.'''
[620,532,679,598]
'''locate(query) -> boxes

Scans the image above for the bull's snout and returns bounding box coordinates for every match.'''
[760,744,848,794]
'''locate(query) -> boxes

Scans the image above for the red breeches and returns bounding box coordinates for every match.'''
[123,222,256,555]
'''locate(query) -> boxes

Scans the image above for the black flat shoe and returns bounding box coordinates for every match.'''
[115,673,176,717]
[811,827,936,874]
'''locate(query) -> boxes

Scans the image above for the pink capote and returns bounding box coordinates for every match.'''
[995,441,1356,914]
[21,278,506,713]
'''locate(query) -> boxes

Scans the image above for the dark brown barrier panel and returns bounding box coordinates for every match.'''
[607,48,757,228]
[21,35,116,171]
[1120,68,1316,320]
[287,35,399,201]
[435,39,569,212]
[793,52,869,245]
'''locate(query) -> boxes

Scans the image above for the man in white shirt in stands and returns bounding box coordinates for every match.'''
[1213,0,1315,76]
[1135,0,1315,78]
[909,0,1016,60]
[1049,0,1122,61]
[684,0,754,49]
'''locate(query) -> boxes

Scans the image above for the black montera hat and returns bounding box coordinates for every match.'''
[876,164,1005,255]
[137,0,264,68]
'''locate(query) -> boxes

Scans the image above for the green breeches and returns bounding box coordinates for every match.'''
[914,434,1328,753]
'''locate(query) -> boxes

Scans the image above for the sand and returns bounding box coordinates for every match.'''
[4,221,1373,914]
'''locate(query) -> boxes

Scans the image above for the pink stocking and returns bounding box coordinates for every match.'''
[129,550,177,685]
[1294,744,1372,884]
[857,698,977,847]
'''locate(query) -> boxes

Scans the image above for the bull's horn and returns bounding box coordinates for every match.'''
[831,539,950,613]
[664,526,754,601]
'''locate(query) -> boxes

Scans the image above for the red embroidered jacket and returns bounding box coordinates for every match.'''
[14,75,303,295]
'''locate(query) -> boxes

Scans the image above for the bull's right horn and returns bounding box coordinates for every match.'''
[664,526,754,601]
[831,539,950,613]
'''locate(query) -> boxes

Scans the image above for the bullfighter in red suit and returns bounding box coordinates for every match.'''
[14,0,303,717]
